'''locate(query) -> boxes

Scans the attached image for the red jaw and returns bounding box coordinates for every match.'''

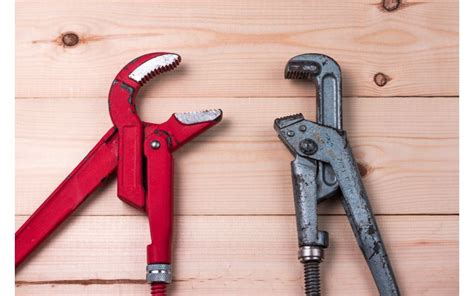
[108,52,182,209]
[114,52,181,88]
[109,52,181,128]
[107,52,222,212]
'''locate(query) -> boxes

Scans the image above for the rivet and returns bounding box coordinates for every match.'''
[61,32,79,47]
[287,130,295,137]
[299,139,318,155]
[299,125,307,132]
[150,140,161,149]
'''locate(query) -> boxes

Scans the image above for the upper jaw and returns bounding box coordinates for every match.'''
[113,52,181,89]
[128,53,181,85]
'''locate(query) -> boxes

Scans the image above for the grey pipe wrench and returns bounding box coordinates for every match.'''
[275,54,400,295]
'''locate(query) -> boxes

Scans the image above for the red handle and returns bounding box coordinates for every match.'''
[15,128,119,267]
[142,113,223,266]
[145,133,174,264]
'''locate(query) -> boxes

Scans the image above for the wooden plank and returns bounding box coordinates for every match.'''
[15,215,459,295]
[15,97,458,215]
[16,0,458,99]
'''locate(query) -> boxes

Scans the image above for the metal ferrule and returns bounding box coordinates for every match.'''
[298,246,324,263]
[146,263,172,284]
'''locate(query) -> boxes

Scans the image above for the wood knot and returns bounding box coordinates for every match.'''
[382,0,401,12]
[357,162,371,178]
[374,72,389,87]
[61,32,79,47]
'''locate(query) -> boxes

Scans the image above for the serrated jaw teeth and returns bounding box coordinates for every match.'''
[274,113,305,130]
[285,70,312,80]
[284,60,320,81]
[175,109,223,125]
[129,54,181,85]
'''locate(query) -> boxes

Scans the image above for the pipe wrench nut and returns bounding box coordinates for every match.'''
[146,264,172,284]
[298,246,324,263]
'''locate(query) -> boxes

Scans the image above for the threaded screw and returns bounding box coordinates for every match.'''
[304,261,321,296]
[150,283,167,296]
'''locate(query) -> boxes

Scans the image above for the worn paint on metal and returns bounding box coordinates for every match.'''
[275,53,400,296]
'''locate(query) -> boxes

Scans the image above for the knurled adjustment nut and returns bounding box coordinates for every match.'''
[146,263,172,284]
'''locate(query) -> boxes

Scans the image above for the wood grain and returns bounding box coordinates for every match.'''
[16,0,458,99]
[15,0,459,294]
[16,96,458,216]
[15,215,459,295]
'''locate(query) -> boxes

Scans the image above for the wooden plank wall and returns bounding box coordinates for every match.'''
[16,0,459,295]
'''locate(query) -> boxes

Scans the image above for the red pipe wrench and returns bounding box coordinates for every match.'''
[15,52,222,295]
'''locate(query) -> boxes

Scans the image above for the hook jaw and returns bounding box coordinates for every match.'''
[107,53,181,209]
[285,53,342,202]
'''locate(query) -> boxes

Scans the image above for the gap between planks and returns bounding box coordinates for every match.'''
[15,213,460,217]
[16,279,144,285]
[15,215,458,295]
[14,95,461,100]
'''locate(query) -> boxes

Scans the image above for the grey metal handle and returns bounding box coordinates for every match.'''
[332,142,400,296]
[312,127,400,296]
[291,155,328,248]
[275,117,401,296]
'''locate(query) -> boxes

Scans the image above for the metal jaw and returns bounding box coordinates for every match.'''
[276,54,400,295]
[285,54,342,202]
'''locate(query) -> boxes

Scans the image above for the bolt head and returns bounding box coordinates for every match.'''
[150,140,161,149]
[299,139,318,155]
